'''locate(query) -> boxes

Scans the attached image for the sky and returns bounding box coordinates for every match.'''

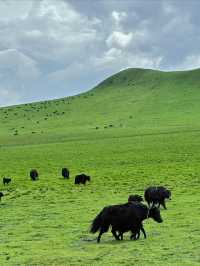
[0,0,200,107]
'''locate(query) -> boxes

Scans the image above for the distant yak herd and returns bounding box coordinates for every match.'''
[2,168,91,185]
[1,169,171,243]
[0,168,90,202]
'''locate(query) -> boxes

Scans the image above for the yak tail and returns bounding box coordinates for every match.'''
[90,207,110,234]
[90,211,103,233]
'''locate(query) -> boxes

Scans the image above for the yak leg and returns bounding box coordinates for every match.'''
[140,226,146,239]
[130,232,137,240]
[135,227,141,240]
[130,229,138,240]
[136,229,141,240]
[111,229,120,240]
[118,232,123,240]
[131,225,145,240]
[97,229,104,243]
[115,231,123,240]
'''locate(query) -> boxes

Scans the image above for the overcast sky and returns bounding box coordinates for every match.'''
[0,0,200,106]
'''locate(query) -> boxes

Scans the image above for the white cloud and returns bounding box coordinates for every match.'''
[106,31,133,48]
[0,0,103,104]
[111,10,127,26]
[126,54,163,69]
[0,1,32,21]
[25,30,43,38]
[93,48,122,69]
[0,49,40,80]
[93,46,162,73]
[13,0,101,64]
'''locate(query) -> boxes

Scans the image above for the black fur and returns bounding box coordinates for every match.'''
[90,202,163,243]
[30,169,39,181]
[117,194,144,240]
[128,194,143,203]
[75,174,90,185]
[3,177,11,185]
[144,186,171,209]
[62,168,70,179]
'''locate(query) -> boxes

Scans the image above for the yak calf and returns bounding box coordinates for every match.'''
[144,186,171,209]
[3,177,11,185]
[62,168,69,179]
[75,174,90,185]
[30,169,39,181]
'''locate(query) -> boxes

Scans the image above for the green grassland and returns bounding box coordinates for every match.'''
[0,68,199,265]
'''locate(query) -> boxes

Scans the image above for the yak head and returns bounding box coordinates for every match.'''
[158,186,171,200]
[163,189,171,200]
[148,203,163,223]
[86,175,91,182]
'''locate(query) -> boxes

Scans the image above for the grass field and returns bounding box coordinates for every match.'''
[0,68,199,265]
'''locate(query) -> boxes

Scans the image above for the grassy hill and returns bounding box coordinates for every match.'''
[0,68,199,265]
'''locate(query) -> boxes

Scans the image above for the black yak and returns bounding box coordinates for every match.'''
[75,174,90,185]
[144,186,171,209]
[30,169,39,181]
[62,168,69,179]
[90,202,163,243]
[3,177,11,185]
[128,194,143,203]
[0,192,4,201]
[116,194,145,240]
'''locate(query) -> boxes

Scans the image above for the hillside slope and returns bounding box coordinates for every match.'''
[1,68,200,146]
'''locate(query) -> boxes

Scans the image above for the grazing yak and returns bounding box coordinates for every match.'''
[75,174,90,185]
[90,202,163,243]
[0,192,4,201]
[3,177,11,185]
[144,186,171,209]
[30,169,39,181]
[62,168,69,179]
